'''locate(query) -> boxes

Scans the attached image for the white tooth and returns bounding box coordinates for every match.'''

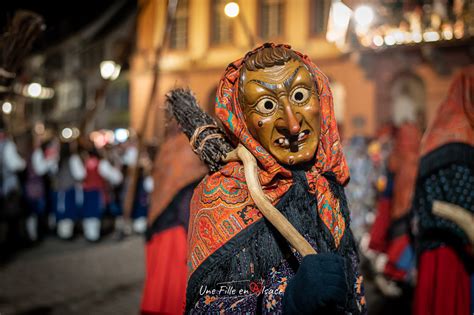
[298,132,304,141]
[278,138,284,144]
[284,139,290,147]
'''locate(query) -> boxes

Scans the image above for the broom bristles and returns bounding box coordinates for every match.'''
[0,10,44,89]
[166,88,233,172]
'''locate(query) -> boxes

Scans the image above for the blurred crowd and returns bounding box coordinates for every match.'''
[343,121,419,313]
[0,120,155,259]
[341,66,473,314]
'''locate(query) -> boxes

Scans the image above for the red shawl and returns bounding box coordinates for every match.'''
[187,44,350,276]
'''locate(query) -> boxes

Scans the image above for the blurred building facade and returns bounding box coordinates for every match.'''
[131,0,375,141]
[130,0,472,142]
[3,0,136,138]
[131,0,473,142]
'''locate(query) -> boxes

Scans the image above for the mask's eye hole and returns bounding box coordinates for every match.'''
[255,97,277,115]
[290,87,310,104]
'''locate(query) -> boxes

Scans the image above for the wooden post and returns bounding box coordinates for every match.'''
[122,0,178,226]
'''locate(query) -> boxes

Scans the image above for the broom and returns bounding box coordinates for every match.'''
[0,10,45,93]
[167,88,316,257]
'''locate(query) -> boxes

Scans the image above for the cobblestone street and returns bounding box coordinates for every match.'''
[0,235,145,315]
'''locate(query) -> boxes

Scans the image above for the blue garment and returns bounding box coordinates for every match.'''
[132,177,149,219]
[52,188,78,221]
[26,197,46,216]
[82,190,103,219]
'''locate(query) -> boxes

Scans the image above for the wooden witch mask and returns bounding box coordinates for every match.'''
[239,46,321,166]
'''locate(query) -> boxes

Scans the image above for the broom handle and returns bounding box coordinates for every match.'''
[223,145,317,257]
[432,200,474,245]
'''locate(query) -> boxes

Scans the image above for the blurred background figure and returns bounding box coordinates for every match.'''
[344,134,377,239]
[50,140,85,240]
[130,145,154,234]
[411,66,473,315]
[140,120,207,315]
[0,117,26,256]
[81,144,123,242]
[360,73,423,313]
[24,131,56,241]
[364,122,422,314]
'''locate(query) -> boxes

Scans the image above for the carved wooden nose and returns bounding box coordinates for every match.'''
[283,104,301,135]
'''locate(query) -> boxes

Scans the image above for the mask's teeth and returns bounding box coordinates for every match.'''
[283,138,290,147]
[297,130,309,141]
[278,138,284,145]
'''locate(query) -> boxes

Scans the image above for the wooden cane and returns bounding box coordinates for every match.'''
[223,144,317,257]
[432,200,474,245]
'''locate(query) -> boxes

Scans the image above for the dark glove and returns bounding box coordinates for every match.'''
[283,253,348,314]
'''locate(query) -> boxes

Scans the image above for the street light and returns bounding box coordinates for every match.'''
[22,83,55,99]
[373,35,384,46]
[115,128,130,143]
[326,1,352,48]
[331,1,352,28]
[354,5,374,28]
[27,83,42,98]
[100,60,121,80]
[2,101,12,114]
[223,1,255,48]
[61,127,73,140]
[224,2,239,18]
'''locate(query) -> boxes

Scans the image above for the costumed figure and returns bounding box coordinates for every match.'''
[185,44,366,314]
[364,122,421,313]
[411,66,474,315]
[51,141,86,240]
[0,118,26,253]
[24,133,56,241]
[130,148,154,234]
[140,127,207,315]
[81,146,123,242]
[114,138,138,235]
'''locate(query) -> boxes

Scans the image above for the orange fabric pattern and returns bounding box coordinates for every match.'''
[421,66,474,156]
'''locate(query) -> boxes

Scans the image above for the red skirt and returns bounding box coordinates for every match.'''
[141,226,187,315]
[413,246,471,315]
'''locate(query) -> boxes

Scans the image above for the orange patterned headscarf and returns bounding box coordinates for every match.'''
[187,44,350,276]
[421,66,474,156]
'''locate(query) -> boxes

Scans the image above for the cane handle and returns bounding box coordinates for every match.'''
[223,145,317,257]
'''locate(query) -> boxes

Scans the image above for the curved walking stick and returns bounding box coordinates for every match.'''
[432,200,474,245]
[223,145,317,257]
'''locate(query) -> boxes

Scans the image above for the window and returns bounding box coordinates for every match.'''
[310,0,330,36]
[259,0,284,40]
[211,0,233,45]
[170,0,189,49]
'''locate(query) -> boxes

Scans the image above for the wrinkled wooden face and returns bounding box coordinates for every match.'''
[241,59,320,166]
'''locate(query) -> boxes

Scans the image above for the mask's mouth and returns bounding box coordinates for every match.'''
[273,129,310,151]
